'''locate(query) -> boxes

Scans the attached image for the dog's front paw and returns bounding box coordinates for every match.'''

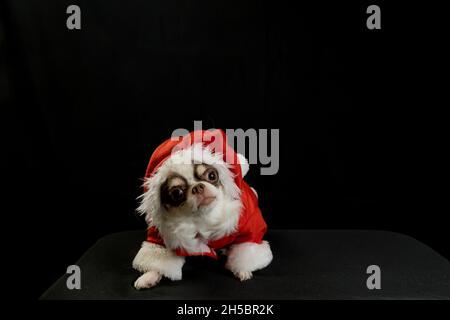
[134,270,162,290]
[234,271,253,282]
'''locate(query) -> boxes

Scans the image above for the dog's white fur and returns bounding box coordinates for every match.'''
[225,241,273,274]
[132,144,272,289]
[133,241,185,280]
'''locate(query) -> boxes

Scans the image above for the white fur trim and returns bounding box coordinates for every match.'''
[132,241,185,280]
[237,153,249,177]
[225,241,273,273]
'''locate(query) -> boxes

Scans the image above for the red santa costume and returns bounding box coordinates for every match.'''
[132,129,273,281]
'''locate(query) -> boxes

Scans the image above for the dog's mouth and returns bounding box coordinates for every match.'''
[197,196,216,206]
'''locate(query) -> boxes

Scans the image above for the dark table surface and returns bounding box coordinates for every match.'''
[41,230,450,300]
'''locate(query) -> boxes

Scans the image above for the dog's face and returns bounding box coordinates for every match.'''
[159,163,223,214]
[138,144,244,249]
[138,143,242,233]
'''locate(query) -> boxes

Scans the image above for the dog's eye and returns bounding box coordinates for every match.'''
[205,168,219,183]
[170,187,184,202]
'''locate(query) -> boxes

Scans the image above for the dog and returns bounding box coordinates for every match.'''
[132,130,273,289]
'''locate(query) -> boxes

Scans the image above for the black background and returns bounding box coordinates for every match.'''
[1,1,448,298]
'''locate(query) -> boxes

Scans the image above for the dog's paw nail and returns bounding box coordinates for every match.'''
[235,271,253,281]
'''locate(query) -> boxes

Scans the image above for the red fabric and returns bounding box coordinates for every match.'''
[144,130,267,259]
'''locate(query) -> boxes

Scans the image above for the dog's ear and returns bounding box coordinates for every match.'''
[137,174,163,226]
[237,153,249,177]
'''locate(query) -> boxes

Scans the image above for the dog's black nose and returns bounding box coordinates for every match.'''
[192,183,205,195]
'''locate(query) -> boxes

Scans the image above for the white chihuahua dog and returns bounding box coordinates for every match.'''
[132,130,272,289]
